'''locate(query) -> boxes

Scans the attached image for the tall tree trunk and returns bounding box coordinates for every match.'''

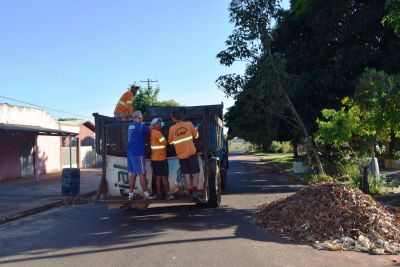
[292,138,299,158]
[282,91,325,175]
[362,165,370,194]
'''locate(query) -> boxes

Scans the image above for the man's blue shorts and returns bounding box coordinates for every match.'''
[127,155,146,174]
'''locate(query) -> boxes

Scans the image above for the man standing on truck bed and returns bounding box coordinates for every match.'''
[114,82,139,120]
[127,111,155,200]
[168,110,200,200]
[150,118,174,200]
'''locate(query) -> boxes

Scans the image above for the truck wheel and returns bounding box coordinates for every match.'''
[207,172,221,208]
[220,169,227,189]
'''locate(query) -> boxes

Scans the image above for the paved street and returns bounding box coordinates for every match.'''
[0,168,101,223]
[0,154,398,267]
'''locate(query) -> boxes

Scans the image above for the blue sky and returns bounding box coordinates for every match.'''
[0,0,289,120]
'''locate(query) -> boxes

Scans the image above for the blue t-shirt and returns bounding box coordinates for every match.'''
[127,122,150,156]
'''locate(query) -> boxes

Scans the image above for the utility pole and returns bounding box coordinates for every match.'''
[140,78,158,90]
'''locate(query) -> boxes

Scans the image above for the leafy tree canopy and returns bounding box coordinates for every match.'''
[133,86,180,113]
[58,118,79,121]
[315,69,400,153]
[154,99,180,107]
[383,0,400,35]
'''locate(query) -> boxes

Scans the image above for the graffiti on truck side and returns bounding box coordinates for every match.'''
[113,164,132,195]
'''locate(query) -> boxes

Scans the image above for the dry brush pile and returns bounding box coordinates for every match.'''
[256,183,400,254]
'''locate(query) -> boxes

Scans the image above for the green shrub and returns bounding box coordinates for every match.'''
[304,173,333,184]
[393,150,400,160]
[337,162,360,181]
[280,141,291,153]
[245,143,257,152]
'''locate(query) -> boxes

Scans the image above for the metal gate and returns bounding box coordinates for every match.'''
[61,147,77,168]
[21,137,34,177]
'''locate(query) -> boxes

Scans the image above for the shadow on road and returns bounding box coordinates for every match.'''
[0,204,291,264]
[0,153,303,264]
[223,152,303,195]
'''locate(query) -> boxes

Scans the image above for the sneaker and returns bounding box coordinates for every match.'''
[155,193,163,200]
[128,191,141,200]
[165,193,174,200]
[143,193,156,200]
[191,191,199,200]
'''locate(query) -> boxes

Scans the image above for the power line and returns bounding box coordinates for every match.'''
[140,78,158,90]
[8,55,105,96]
[0,95,91,119]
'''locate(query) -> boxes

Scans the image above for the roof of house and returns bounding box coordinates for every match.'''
[0,123,78,136]
[59,120,95,131]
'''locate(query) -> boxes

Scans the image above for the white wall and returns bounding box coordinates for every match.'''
[60,125,80,134]
[0,103,60,129]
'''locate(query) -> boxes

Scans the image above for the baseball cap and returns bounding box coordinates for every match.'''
[151,118,161,125]
[133,110,143,118]
[130,82,139,89]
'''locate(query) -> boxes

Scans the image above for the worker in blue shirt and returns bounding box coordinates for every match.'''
[127,110,155,200]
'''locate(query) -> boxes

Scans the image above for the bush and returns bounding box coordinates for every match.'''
[280,141,291,153]
[245,143,257,152]
[269,141,292,153]
[393,150,400,160]
[304,173,333,184]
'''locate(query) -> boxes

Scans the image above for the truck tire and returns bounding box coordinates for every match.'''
[206,172,221,208]
[220,169,227,189]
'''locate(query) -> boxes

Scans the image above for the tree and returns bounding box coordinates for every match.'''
[58,118,79,121]
[274,0,400,133]
[270,141,281,154]
[154,99,180,107]
[217,0,325,173]
[315,69,400,192]
[133,85,160,113]
[133,86,180,113]
[383,0,400,35]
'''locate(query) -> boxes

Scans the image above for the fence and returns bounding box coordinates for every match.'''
[61,146,101,168]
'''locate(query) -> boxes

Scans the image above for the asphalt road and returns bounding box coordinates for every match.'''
[0,153,399,267]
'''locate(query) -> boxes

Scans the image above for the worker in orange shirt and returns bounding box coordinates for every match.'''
[168,110,200,200]
[114,82,139,120]
[150,118,174,200]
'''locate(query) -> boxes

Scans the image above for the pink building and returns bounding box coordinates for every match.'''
[0,103,77,181]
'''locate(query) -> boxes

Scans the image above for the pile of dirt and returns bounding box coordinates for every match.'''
[256,183,400,254]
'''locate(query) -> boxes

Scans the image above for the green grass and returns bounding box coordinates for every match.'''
[228,139,257,152]
[258,153,295,169]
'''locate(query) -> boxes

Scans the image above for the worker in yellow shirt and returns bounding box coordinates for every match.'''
[168,110,200,200]
[114,82,139,120]
[150,118,174,200]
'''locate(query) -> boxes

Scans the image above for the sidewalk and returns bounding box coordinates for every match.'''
[0,168,102,224]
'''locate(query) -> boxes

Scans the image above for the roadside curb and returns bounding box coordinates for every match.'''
[0,191,97,225]
[262,162,309,185]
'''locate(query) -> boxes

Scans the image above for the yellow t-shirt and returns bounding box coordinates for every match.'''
[168,121,198,159]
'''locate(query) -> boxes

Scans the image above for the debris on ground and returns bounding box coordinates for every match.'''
[256,183,400,255]
[61,196,91,205]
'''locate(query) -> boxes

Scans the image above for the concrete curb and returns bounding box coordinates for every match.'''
[0,191,97,225]
[262,162,309,185]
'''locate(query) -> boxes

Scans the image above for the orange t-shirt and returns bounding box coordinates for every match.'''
[168,121,198,159]
[150,129,168,161]
[114,91,134,116]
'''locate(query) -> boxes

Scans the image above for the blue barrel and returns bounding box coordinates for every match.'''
[61,168,80,195]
